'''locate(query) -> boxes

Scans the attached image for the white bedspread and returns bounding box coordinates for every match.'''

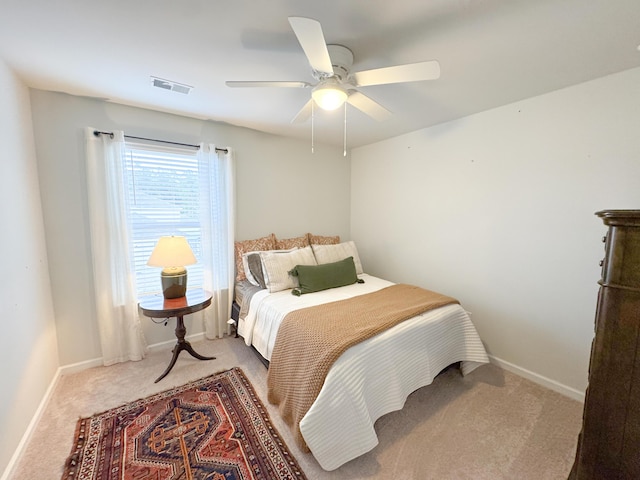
[238,274,489,470]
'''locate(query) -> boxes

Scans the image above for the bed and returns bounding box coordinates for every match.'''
[233,235,489,471]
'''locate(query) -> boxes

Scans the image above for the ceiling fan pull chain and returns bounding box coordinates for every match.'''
[343,103,347,157]
[311,100,315,154]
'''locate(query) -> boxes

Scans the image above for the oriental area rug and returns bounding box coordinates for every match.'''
[61,367,306,480]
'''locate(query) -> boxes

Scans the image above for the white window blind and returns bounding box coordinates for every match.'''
[123,141,204,296]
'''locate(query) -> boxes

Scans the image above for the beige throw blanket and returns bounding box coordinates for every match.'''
[266,284,459,450]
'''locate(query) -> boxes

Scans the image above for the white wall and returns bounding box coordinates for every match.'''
[28,90,351,365]
[0,61,58,477]
[351,67,640,397]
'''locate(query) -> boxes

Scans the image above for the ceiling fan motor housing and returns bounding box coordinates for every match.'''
[327,44,354,81]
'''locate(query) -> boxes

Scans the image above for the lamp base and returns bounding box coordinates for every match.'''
[161,267,188,299]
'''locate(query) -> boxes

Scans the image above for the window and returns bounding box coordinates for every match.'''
[123,141,204,296]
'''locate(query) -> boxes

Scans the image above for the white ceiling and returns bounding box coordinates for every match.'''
[1,0,639,148]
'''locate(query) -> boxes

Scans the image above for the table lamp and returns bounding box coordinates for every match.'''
[147,236,197,299]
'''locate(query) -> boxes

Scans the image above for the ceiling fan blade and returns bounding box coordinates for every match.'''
[288,17,334,76]
[347,91,392,121]
[291,99,314,124]
[352,60,441,87]
[226,80,310,88]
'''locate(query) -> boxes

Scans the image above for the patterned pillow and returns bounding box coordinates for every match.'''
[234,234,276,281]
[312,240,363,275]
[275,235,310,250]
[307,233,340,245]
[260,246,317,293]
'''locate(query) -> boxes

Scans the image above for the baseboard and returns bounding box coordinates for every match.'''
[1,367,62,480]
[489,354,585,403]
[147,331,207,353]
[59,356,104,376]
[57,332,209,375]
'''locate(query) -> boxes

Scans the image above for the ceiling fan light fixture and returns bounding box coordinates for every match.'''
[312,83,348,110]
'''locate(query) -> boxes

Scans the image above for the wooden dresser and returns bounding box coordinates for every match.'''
[570,210,640,479]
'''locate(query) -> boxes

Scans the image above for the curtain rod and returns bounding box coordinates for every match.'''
[93,130,228,153]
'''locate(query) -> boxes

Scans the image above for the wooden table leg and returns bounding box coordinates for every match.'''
[155,315,216,383]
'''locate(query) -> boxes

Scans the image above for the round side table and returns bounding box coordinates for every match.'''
[138,288,216,383]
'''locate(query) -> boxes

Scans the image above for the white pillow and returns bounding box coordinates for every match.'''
[260,246,317,293]
[312,240,363,275]
[242,248,296,287]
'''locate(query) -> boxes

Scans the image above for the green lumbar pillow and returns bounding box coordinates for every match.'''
[289,256,360,295]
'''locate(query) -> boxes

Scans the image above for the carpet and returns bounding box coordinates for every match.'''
[61,367,306,480]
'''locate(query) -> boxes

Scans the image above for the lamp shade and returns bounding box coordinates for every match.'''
[312,83,348,111]
[147,236,197,268]
[147,236,197,299]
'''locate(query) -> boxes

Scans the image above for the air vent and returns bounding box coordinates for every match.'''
[150,76,193,95]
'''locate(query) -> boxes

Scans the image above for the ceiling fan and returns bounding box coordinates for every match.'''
[226,17,441,123]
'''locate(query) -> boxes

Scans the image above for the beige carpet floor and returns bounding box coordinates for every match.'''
[9,335,583,479]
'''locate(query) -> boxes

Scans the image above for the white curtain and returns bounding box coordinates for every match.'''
[84,127,147,365]
[198,144,235,338]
